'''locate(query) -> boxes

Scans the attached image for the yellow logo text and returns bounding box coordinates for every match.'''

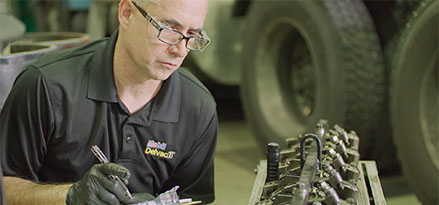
[145,147,176,159]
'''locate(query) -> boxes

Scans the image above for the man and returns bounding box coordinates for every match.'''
[0,0,217,204]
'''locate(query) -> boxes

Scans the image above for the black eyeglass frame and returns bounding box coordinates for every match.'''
[132,1,210,52]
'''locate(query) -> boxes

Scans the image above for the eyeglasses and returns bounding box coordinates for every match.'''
[132,1,210,52]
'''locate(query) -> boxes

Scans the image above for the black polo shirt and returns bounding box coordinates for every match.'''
[0,31,217,203]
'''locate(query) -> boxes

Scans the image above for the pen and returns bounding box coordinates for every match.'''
[179,198,202,204]
[91,145,133,199]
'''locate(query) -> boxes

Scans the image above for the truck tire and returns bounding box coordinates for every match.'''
[390,0,438,204]
[240,0,395,171]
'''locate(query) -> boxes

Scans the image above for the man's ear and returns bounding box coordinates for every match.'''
[118,0,133,30]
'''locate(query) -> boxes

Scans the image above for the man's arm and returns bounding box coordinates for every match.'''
[1,68,67,204]
[3,176,71,205]
[4,164,155,205]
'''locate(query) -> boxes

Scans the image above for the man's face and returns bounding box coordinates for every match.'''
[124,0,208,81]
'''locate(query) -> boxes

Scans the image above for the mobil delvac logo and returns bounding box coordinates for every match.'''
[144,140,176,159]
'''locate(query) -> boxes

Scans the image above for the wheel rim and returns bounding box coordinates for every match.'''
[288,30,316,119]
[254,18,317,138]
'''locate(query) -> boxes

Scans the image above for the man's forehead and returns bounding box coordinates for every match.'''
[159,18,203,33]
[146,0,207,29]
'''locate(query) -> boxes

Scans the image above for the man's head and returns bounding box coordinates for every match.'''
[117,0,208,81]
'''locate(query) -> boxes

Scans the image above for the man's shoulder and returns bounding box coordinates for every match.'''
[33,39,107,72]
[178,68,215,102]
[178,68,216,104]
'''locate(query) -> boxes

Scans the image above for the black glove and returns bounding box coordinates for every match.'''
[66,163,142,205]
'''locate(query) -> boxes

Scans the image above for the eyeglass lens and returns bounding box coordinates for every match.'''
[158,29,207,51]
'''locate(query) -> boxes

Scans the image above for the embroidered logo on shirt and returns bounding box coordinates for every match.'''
[145,140,176,159]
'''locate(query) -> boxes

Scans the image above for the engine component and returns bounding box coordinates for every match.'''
[249,120,385,205]
[267,142,281,182]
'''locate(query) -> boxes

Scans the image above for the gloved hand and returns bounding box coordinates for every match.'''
[66,163,145,205]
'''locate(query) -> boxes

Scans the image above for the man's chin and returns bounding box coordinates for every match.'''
[155,70,176,81]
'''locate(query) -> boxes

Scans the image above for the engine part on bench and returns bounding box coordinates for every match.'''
[344,149,360,165]
[346,132,360,151]
[267,142,281,182]
[320,164,344,190]
[340,164,360,183]
[339,180,359,200]
[249,120,386,205]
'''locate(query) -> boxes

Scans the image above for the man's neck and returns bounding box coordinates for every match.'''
[113,39,163,114]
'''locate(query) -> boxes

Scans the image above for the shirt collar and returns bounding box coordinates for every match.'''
[87,30,118,103]
[87,29,181,123]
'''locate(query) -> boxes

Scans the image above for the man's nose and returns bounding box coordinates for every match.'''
[169,39,189,57]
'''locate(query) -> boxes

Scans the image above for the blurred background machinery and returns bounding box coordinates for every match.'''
[0,0,90,110]
[0,0,437,204]
[0,32,89,110]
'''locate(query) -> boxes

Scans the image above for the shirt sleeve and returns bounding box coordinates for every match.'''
[0,67,54,181]
[162,108,218,204]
